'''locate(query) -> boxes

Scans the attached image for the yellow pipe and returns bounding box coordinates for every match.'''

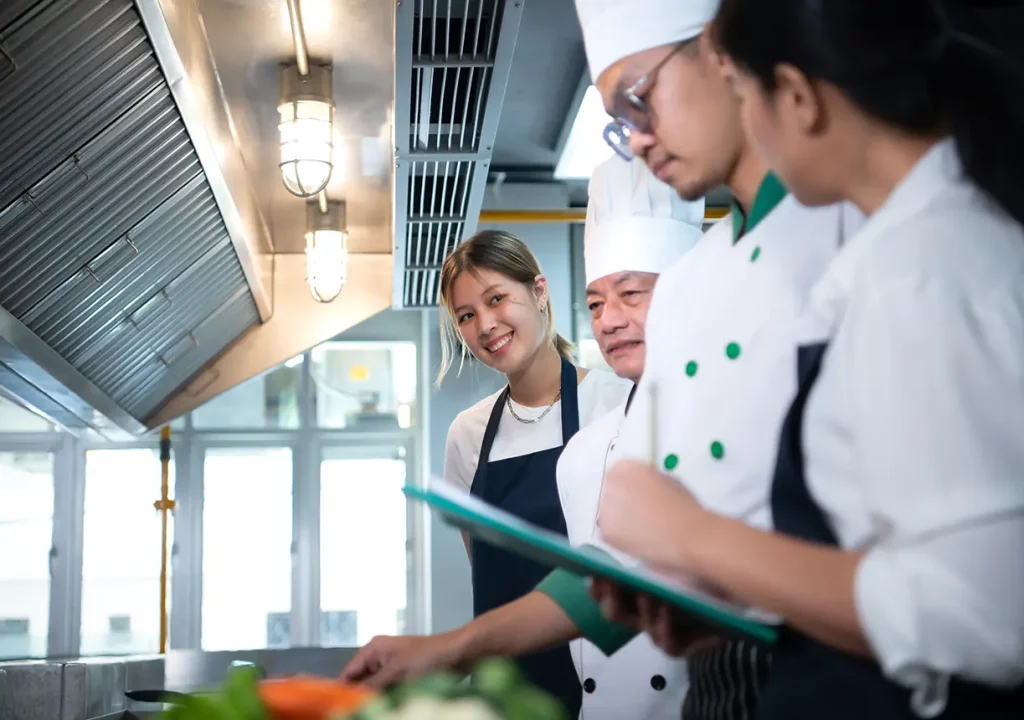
[154,426,176,654]
[478,207,729,224]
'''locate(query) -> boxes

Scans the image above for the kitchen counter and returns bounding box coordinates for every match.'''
[0,647,358,720]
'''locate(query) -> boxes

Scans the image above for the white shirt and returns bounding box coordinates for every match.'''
[615,195,862,532]
[443,369,633,493]
[801,138,1024,714]
[557,399,691,720]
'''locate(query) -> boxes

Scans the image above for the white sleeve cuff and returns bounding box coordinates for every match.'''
[855,550,951,718]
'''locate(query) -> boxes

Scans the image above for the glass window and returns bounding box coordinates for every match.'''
[319,450,408,645]
[0,451,54,659]
[191,360,303,429]
[0,396,54,432]
[311,342,417,430]
[80,449,175,656]
[201,447,293,650]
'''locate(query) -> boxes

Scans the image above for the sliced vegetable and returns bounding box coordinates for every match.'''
[258,676,377,720]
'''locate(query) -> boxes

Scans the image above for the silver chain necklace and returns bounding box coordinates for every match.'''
[506,387,562,424]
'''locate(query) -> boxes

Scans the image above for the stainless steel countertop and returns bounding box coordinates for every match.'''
[0,647,359,720]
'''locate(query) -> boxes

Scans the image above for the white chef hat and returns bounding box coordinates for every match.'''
[584,156,704,286]
[574,0,721,83]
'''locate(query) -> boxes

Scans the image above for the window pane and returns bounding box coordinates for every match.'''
[81,449,175,656]
[0,396,54,432]
[0,452,54,659]
[312,342,417,429]
[192,362,302,429]
[202,447,292,650]
[320,451,408,645]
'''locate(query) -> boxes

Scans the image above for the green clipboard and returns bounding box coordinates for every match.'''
[404,484,779,646]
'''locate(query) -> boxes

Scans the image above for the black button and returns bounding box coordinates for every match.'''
[650,674,666,691]
[583,678,596,693]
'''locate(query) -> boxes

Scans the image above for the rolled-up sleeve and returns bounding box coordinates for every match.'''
[536,567,638,656]
[840,279,1024,694]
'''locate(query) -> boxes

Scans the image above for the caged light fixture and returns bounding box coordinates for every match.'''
[305,197,348,303]
[278,61,335,197]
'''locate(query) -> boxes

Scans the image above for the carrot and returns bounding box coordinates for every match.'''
[257,676,377,720]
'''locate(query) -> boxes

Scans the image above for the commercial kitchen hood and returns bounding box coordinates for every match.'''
[0,0,397,436]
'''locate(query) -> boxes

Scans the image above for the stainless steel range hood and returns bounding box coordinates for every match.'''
[0,0,396,436]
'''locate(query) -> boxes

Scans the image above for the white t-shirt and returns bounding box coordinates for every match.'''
[443,369,633,493]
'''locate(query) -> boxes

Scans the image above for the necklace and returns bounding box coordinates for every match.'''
[506,387,562,424]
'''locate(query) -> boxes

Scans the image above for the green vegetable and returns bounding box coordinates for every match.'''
[158,665,267,720]
[222,666,269,720]
[470,658,522,697]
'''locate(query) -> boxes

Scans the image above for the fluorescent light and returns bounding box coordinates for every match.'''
[554,85,615,180]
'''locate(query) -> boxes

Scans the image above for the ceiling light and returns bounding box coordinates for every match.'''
[305,199,348,303]
[279,62,335,197]
[554,85,616,181]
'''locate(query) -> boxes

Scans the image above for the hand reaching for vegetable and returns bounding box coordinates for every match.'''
[588,579,722,658]
[340,633,468,689]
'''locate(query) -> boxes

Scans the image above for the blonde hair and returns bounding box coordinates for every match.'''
[437,230,575,385]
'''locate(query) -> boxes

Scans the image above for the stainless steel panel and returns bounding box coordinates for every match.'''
[393,0,523,308]
[3,84,201,315]
[130,287,258,420]
[0,306,145,434]
[164,648,358,692]
[0,0,269,434]
[0,662,64,720]
[60,661,128,720]
[0,0,165,212]
[136,0,273,322]
[0,362,91,430]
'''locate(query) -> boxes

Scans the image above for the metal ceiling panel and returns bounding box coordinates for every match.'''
[0,0,261,434]
[392,0,524,308]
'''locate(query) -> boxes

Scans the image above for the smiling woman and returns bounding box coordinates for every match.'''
[433,231,632,714]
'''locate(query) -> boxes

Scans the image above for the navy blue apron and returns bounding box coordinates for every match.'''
[469,356,582,716]
[761,342,1024,720]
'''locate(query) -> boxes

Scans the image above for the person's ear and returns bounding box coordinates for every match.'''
[533,275,550,311]
[773,63,825,136]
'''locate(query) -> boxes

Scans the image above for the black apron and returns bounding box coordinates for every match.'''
[760,342,1024,720]
[469,356,583,716]
[682,639,771,720]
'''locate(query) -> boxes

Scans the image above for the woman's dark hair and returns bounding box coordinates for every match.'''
[711,0,1024,225]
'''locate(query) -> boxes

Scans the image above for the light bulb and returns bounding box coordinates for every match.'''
[279,99,334,197]
[305,229,348,303]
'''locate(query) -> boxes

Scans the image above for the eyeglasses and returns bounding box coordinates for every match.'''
[603,41,689,160]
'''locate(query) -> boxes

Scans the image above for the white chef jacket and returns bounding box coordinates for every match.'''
[614,192,863,531]
[557,399,690,720]
[799,138,1024,715]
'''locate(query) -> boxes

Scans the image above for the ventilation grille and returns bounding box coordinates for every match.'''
[394,0,521,308]
[409,0,501,153]
[402,160,474,306]
[0,0,259,427]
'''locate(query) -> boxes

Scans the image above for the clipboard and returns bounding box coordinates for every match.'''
[404,483,779,646]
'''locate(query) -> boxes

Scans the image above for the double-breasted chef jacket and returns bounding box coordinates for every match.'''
[554,388,691,720]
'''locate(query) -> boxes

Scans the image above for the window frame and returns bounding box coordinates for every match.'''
[0,319,430,658]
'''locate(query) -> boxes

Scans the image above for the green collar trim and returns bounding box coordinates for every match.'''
[730,172,788,243]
